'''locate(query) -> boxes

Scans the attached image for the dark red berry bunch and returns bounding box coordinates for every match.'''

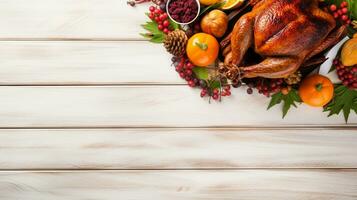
[200,85,231,101]
[149,6,172,34]
[172,56,198,87]
[245,78,284,97]
[334,59,357,89]
[329,1,351,25]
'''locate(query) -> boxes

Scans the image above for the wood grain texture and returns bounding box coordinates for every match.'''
[0,0,147,40]
[0,41,176,85]
[0,128,357,169]
[1,170,357,200]
[0,86,356,127]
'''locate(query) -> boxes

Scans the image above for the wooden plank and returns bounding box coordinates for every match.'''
[0,41,176,85]
[0,0,148,40]
[0,170,356,199]
[0,86,355,127]
[0,128,357,169]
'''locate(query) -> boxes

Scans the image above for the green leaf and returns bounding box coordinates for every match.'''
[193,67,209,80]
[210,80,221,89]
[267,92,283,110]
[267,89,301,118]
[199,2,225,16]
[140,20,165,43]
[150,34,165,43]
[324,85,357,123]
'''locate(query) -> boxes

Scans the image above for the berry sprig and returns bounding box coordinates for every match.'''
[172,57,231,101]
[333,59,357,89]
[172,56,199,87]
[243,78,285,97]
[200,84,232,101]
[149,6,172,34]
[329,1,351,25]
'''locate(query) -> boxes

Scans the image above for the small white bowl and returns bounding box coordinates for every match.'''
[166,0,201,25]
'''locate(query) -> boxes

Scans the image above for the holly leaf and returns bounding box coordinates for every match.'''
[140,16,165,43]
[267,92,283,110]
[324,85,357,123]
[267,89,302,118]
[150,34,165,43]
[193,67,209,80]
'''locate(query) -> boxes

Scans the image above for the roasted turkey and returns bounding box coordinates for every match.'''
[223,0,346,79]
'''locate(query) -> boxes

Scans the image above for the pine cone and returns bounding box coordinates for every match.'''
[164,30,188,57]
[285,71,302,85]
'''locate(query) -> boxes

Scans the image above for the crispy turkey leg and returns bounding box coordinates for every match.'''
[241,57,302,78]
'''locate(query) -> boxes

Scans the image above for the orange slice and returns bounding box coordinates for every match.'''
[221,0,244,10]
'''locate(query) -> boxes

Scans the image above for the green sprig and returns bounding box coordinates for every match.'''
[324,85,357,123]
[268,89,302,118]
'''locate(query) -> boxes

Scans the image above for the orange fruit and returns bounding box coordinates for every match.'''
[299,74,334,107]
[199,0,221,6]
[186,33,219,67]
[221,0,244,10]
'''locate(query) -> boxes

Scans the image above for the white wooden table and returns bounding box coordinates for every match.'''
[0,1,356,199]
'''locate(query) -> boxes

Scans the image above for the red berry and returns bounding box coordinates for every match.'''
[188,80,195,87]
[247,88,253,94]
[221,92,227,97]
[343,80,349,86]
[158,24,163,30]
[163,20,170,27]
[224,85,231,91]
[342,15,348,21]
[186,62,194,69]
[200,91,206,97]
[154,17,160,22]
[149,6,155,12]
[212,94,219,100]
[160,13,168,20]
[346,19,351,24]
[226,91,231,96]
[185,69,193,76]
[185,76,191,81]
[341,1,348,8]
[149,13,155,19]
[179,72,185,78]
[175,66,182,72]
[342,7,348,14]
[154,9,161,15]
[213,89,219,94]
[337,9,343,15]
[333,59,339,65]
[330,4,337,11]
[333,13,339,18]
[163,28,169,34]
[353,83,357,88]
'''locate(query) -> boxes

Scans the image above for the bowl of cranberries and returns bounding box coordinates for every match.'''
[166,0,200,25]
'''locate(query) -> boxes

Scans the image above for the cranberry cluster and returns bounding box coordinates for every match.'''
[334,59,357,89]
[329,1,351,24]
[148,6,172,34]
[172,56,231,101]
[173,56,198,87]
[201,85,232,100]
[245,78,284,97]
